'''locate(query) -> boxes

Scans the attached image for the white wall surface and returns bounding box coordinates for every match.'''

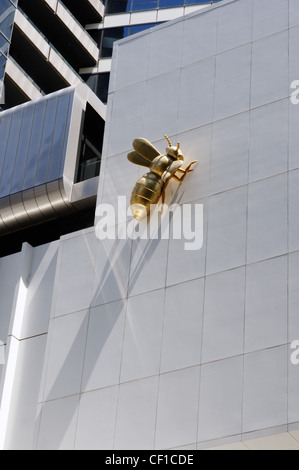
[0,242,59,449]
[1,0,299,450]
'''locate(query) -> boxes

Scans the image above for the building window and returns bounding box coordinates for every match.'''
[81,72,110,104]
[100,26,130,57]
[76,103,105,183]
[105,0,130,14]
[105,0,222,13]
[88,24,162,60]
[158,0,183,7]
[0,0,15,40]
[131,0,158,11]
[77,135,102,183]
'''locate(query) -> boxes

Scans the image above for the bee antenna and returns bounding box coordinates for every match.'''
[164,135,172,147]
[176,142,180,151]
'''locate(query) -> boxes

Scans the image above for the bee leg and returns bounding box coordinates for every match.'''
[185,160,198,172]
[161,186,165,205]
[173,174,184,183]
[173,171,190,183]
[161,180,169,205]
[173,161,198,183]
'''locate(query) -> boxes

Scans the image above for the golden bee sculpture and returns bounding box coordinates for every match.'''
[128,135,197,220]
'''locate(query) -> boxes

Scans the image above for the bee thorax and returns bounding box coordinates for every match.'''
[151,155,172,176]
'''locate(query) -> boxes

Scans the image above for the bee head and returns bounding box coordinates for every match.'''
[164,135,184,161]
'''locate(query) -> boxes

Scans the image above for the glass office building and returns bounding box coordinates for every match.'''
[0,0,222,109]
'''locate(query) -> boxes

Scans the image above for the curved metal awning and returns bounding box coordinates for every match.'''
[0,83,106,235]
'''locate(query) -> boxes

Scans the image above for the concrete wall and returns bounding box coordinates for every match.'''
[1,0,299,450]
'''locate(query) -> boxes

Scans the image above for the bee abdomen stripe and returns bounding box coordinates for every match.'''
[135,184,161,196]
[135,183,157,193]
[133,184,162,201]
[132,193,154,203]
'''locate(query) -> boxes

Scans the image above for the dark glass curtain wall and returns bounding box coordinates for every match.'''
[0,0,17,107]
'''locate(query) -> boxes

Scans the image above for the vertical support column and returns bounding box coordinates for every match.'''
[0,243,32,449]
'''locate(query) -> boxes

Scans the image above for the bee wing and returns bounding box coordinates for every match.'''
[127,150,153,168]
[133,138,160,160]
[127,138,161,167]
